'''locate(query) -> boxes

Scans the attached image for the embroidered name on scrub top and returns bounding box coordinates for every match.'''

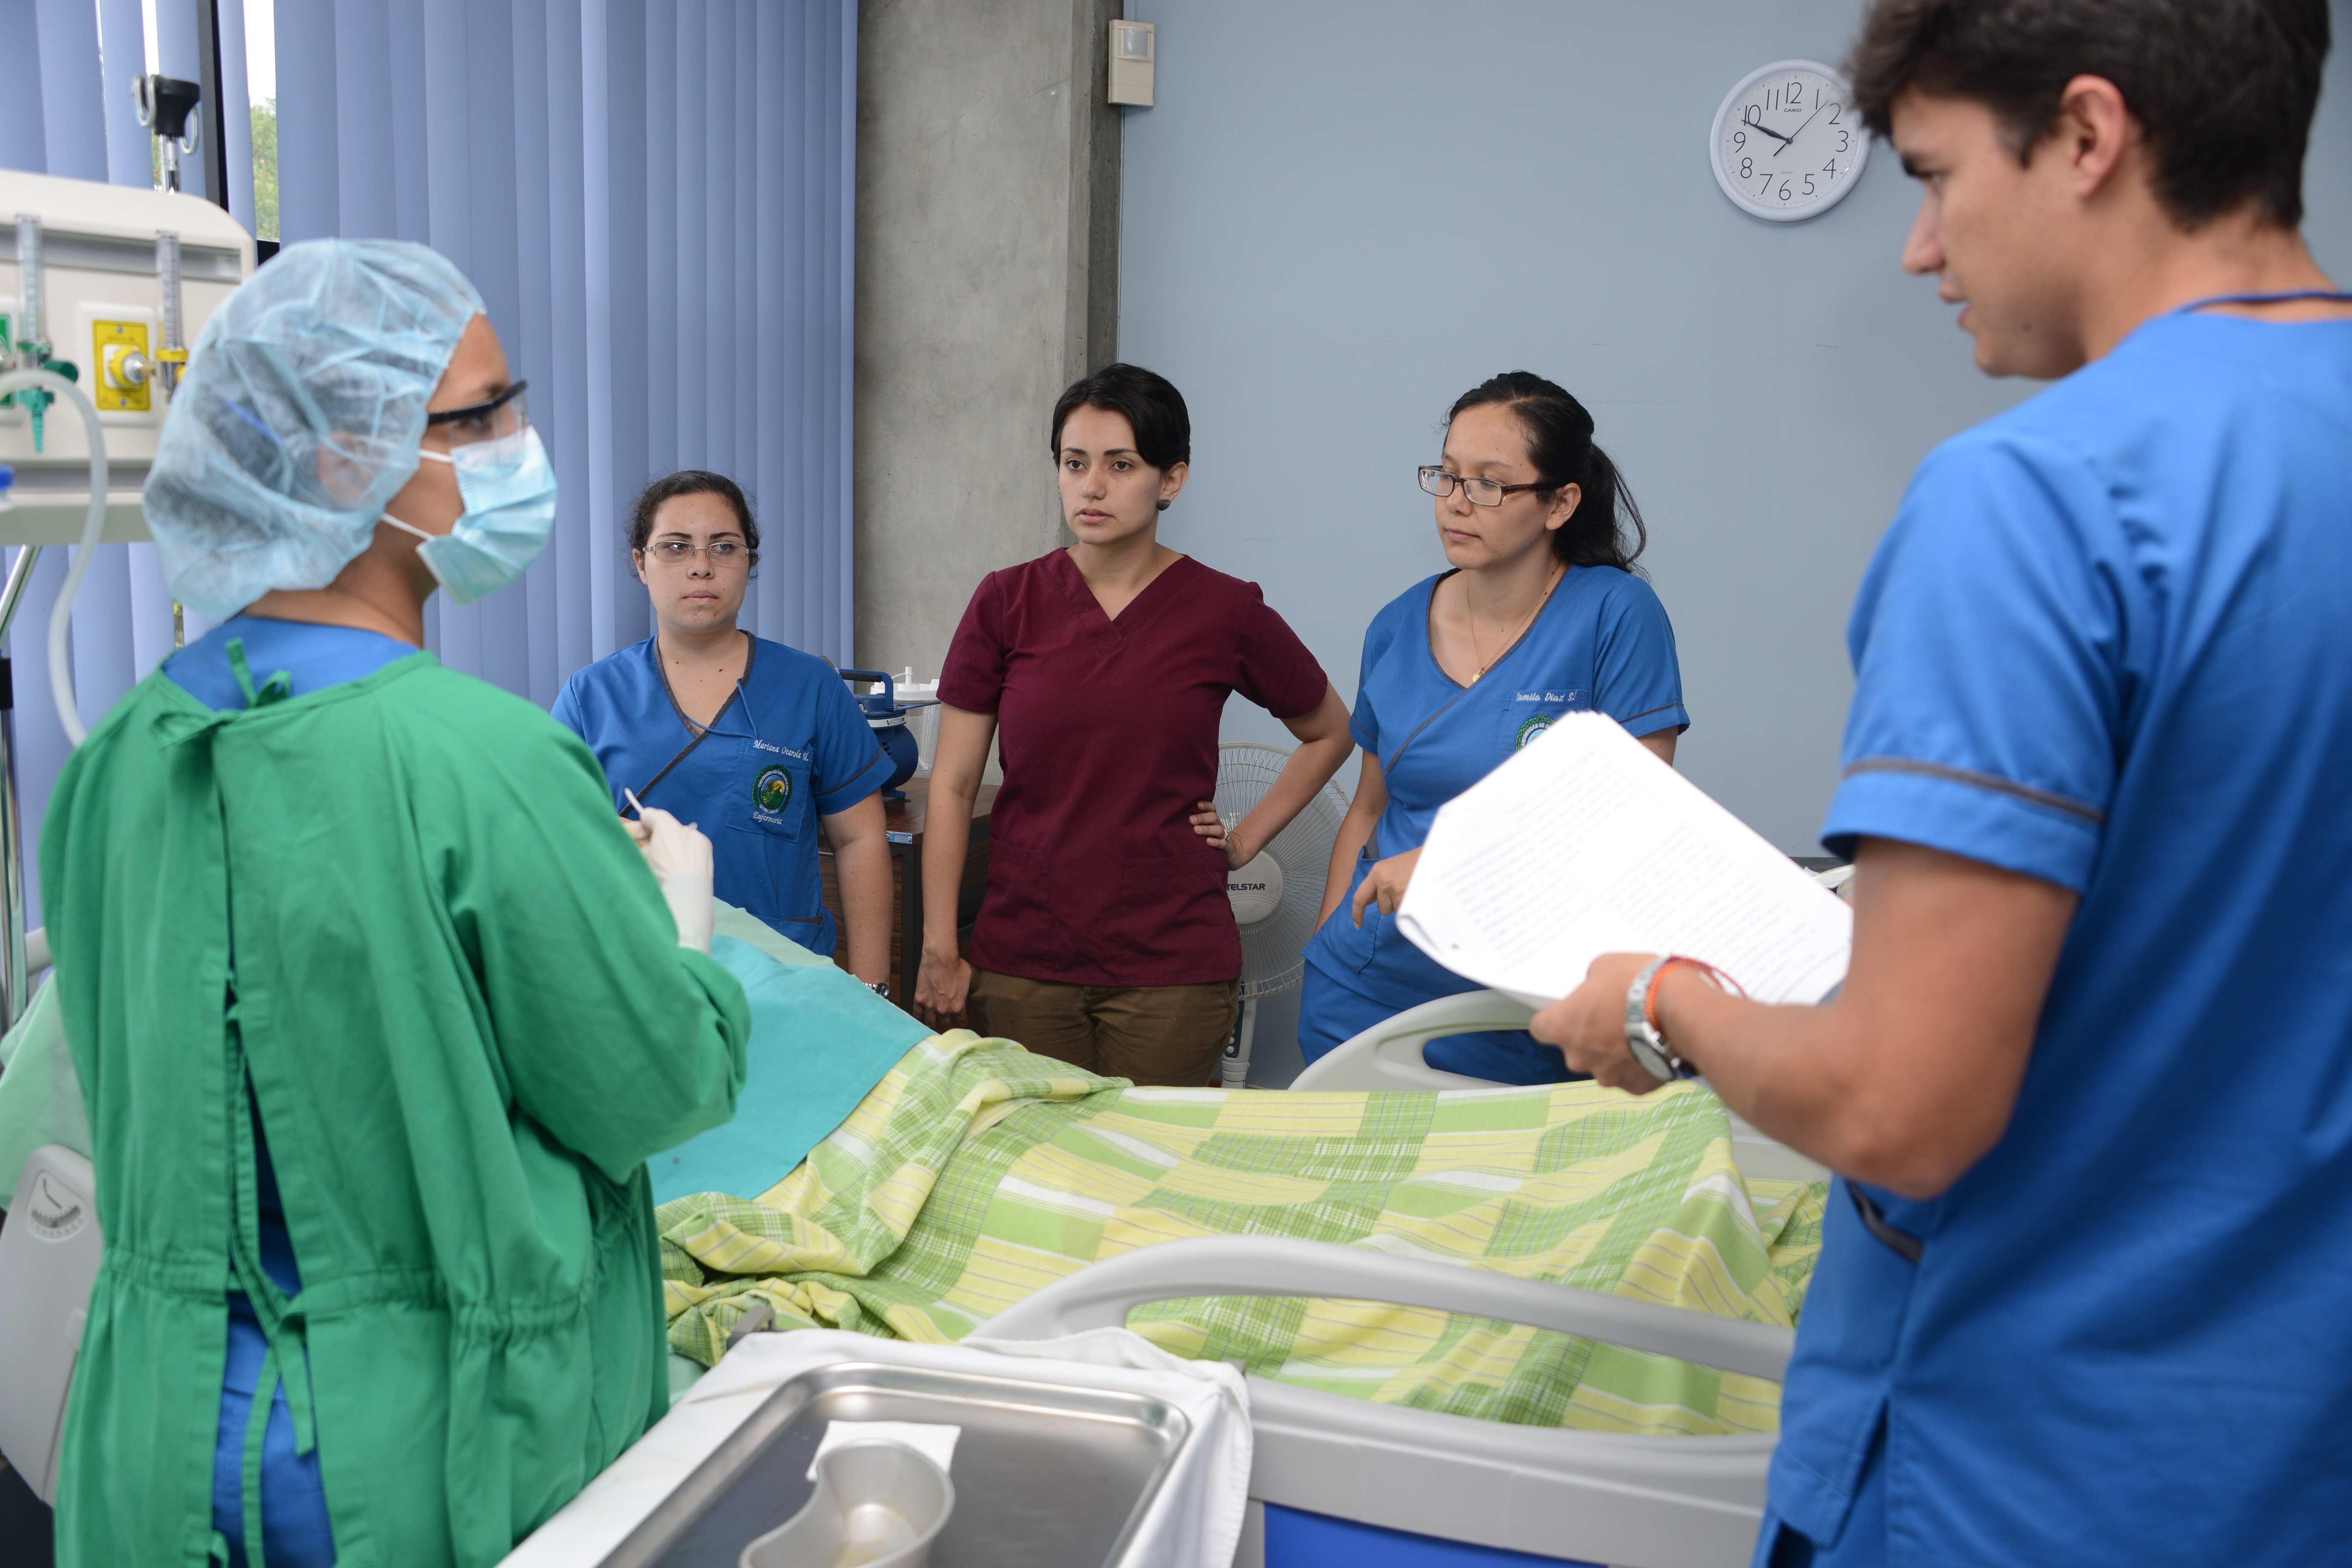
[1510,689,1588,750]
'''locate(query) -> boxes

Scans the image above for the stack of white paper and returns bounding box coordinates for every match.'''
[1395,712,1850,1007]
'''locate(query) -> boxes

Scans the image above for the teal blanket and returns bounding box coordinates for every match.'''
[0,903,913,1209]
[650,917,929,1202]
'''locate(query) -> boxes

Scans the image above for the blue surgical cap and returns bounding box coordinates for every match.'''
[144,239,486,619]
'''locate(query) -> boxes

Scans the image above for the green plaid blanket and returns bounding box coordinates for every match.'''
[660,1032,1825,1436]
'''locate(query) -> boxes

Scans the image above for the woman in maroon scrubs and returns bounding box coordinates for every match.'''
[912,364,1352,1084]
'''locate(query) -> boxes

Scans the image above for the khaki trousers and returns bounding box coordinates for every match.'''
[966,969,1239,1087]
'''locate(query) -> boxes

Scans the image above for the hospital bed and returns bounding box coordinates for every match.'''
[972,989,1828,1568]
[3,968,1832,1567]
[643,986,1827,1568]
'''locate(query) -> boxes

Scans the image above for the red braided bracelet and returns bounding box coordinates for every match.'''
[1643,956,1747,1038]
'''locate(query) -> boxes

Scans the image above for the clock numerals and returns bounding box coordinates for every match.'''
[1712,61,1871,221]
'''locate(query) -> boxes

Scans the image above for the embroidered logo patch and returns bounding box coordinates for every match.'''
[753,765,793,814]
[1514,713,1556,750]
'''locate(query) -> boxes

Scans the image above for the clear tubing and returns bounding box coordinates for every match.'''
[0,368,109,745]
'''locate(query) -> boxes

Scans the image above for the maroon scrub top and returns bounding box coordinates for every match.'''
[939,549,1329,986]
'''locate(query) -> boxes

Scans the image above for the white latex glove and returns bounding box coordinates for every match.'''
[625,805,715,954]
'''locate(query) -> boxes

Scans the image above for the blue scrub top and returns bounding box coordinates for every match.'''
[1303,565,1686,1014]
[1770,311,2352,1565]
[168,613,418,708]
[552,634,890,955]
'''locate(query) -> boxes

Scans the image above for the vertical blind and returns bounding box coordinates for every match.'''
[0,0,857,923]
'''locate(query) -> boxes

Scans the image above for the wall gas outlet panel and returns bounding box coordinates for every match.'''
[1109,20,1154,106]
[0,167,254,543]
[84,306,160,419]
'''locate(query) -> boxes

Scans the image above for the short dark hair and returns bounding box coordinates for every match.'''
[1447,372,1647,574]
[1049,363,1192,484]
[628,469,761,569]
[1847,0,2330,228]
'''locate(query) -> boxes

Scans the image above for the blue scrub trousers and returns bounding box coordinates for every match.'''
[211,1090,335,1568]
[1753,1431,1887,1568]
[1297,962,1584,1085]
[212,1297,336,1568]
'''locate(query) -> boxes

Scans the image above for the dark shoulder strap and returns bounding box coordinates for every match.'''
[1848,1182,1923,1264]
[634,727,715,805]
[637,633,755,803]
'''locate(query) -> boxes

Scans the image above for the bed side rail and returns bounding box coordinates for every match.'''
[1291,990,1833,1183]
[0,1144,101,1503]
[1288,990,1533,1092]
[977,1233,1793,1383]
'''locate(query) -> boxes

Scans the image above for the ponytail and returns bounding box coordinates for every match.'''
[1446,371,1647,573]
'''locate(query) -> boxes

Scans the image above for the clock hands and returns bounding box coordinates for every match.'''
[1714,65,1871,216]
[1772,103,1829,159]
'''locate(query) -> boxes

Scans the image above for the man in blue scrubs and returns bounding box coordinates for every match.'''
[1532,3,2349,1564]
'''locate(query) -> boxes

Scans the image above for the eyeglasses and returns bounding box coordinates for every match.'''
[424,380,529,450]
[643,538,748,568]
[1418,465,1553,507]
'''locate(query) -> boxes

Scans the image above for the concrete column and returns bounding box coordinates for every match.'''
[853,0,1122,681]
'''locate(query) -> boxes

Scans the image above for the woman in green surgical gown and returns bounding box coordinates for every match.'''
[37,240,750,1567]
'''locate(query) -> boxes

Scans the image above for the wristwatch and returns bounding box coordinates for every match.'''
[867,980,891,1000]
[1624,955,1701,1084]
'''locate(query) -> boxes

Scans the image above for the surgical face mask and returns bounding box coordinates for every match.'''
[382,427,557,605]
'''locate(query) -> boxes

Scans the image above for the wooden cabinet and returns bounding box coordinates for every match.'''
[818,779,997,1009]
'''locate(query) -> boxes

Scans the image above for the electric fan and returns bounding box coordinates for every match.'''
[1216,742,1350,1087]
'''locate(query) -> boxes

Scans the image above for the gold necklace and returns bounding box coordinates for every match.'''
[1468,562,1565,681]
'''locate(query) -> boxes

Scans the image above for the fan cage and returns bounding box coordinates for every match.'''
[1216,742,1349,1000]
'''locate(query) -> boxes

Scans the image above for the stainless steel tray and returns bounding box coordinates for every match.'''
[596,1360,1192,1568]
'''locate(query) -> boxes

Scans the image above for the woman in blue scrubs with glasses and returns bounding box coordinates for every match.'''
[1300,372,1686,1083]
[555,470,895,986]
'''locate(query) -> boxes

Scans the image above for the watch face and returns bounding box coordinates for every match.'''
[1710,60,1871,222]
[1627,1033,1677,1084]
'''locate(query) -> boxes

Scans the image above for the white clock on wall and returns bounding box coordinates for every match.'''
[1709,59,1871,222]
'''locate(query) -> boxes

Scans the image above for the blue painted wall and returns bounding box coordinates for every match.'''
[1118,0,2352,1080]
